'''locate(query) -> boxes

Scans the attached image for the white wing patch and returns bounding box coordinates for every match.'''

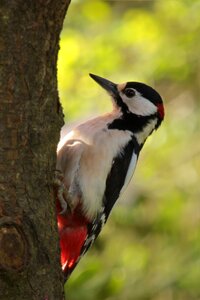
[120,152,138,196]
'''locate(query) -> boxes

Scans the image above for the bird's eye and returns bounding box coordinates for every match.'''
[124,88,135,98]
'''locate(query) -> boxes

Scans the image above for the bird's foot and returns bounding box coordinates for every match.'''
[54,170,74,215]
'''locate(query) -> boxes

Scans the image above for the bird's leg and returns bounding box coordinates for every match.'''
[54,170,75,214]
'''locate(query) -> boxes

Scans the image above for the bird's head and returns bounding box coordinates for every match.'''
[89,73,164,129]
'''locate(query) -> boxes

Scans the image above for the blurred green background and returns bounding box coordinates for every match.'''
[58,0,200,299]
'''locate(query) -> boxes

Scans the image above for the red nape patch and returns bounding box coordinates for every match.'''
[157,103,165,119]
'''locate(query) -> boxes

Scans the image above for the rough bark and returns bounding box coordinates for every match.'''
[0,1,70,299]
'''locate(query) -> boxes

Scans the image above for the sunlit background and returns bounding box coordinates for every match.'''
[58,1,200,299]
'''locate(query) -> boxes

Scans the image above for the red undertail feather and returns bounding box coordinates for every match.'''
[57,202,88,275]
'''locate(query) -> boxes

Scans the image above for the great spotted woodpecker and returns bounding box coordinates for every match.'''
[55,74,164,279]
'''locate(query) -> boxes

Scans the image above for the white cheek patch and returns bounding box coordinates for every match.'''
[120,92,157,116]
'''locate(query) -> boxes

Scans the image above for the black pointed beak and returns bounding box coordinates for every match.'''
[89,74,118,97]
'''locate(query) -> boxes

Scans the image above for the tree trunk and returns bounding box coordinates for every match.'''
[0,1,70,299]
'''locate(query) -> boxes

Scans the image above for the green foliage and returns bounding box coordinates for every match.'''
[58,0,200,299]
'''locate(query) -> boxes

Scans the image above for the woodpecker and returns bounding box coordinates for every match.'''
[55,74,164,279]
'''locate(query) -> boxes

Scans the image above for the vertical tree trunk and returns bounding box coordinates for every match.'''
[0,1,70,299]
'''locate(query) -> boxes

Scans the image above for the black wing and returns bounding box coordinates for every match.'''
[103,137,140,219]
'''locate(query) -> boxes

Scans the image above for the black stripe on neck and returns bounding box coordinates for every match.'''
[108,112,157,133]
